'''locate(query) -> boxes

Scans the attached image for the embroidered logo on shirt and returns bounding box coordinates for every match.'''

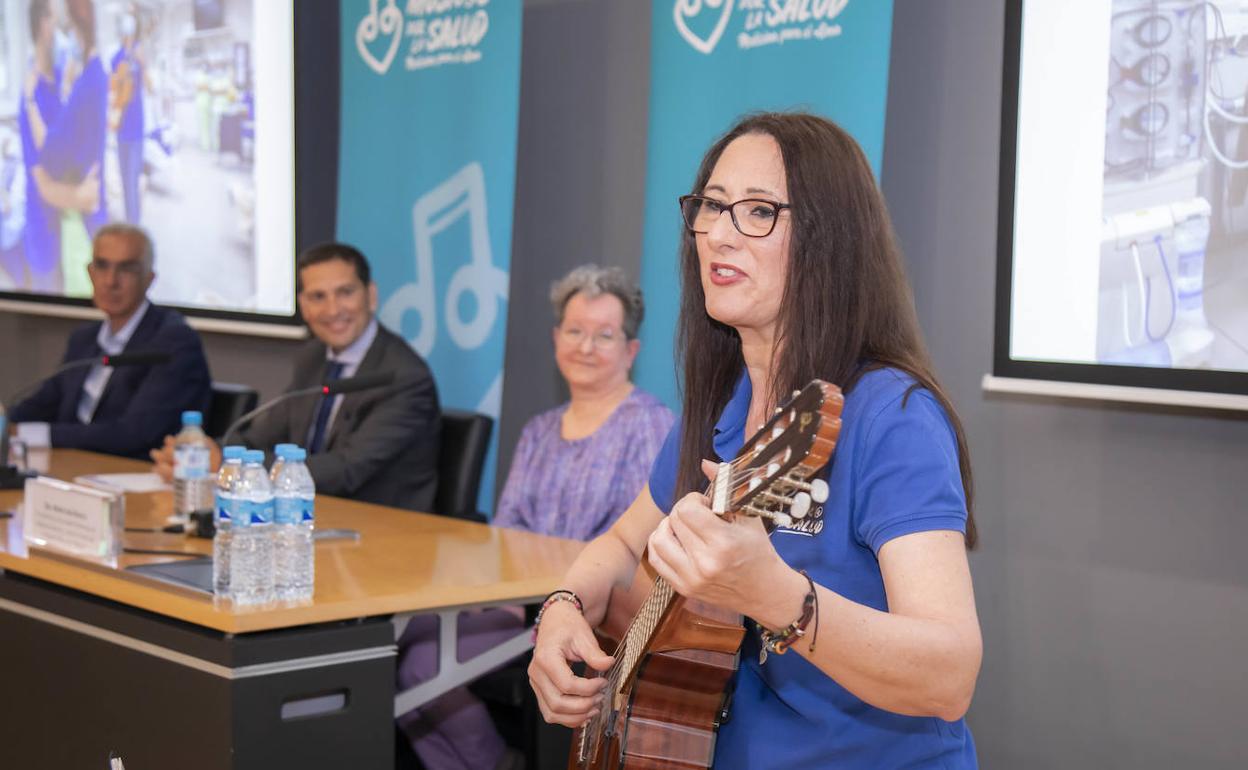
[774,503,824,537]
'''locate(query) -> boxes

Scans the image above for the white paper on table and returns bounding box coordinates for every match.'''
[73,473,171,494]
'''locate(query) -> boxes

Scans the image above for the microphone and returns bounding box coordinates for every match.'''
[221,371,397,446]
[5,350,171,410]
[324,371,394,395]
[102,351,171,367]
[1,350,171,489]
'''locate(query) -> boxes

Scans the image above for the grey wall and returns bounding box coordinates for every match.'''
[3,2,1246,766]
[884,2,1248,767]
[499,0,651,476]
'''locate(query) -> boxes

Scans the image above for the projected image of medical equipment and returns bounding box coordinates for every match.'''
[0,0,294,316]
[1099,0,1248,370]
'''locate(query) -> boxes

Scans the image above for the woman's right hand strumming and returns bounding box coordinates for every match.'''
[528,599,615,727]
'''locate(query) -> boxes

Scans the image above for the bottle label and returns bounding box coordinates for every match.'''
[174,445,211,480]
[275,497,298,525]
[243,498,274,526]
[214,493,242,524]
[275,497,314,525]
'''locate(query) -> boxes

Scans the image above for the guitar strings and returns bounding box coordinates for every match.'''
[584,403,828,740]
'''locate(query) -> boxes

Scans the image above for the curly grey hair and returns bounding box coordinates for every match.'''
[550,264,645,340]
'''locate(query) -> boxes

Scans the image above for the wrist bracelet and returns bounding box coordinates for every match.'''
[532,589,583,641]
[757,570,819,663]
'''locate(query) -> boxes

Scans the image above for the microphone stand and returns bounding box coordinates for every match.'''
[220,371,397,447]
[220,386,324,447]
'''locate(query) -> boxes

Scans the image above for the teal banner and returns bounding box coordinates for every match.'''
[338,0,522,513]
[636,0,896,409]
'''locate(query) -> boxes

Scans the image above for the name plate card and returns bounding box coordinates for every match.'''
[23,476,123,565]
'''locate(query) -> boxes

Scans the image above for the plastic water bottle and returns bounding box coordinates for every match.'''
[269,443,298,483]
[1167,202,1215,366]
[1172,211,1210,324]
[172,411,213,521]
[229,450,275,605]
[273,446,315,602]
[212,446,246,598]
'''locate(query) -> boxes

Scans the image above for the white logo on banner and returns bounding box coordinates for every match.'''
[674,0,735,55]
[355,0,492,73]
[380,162,509,360]
[674,0,850,54]
[356,0,404,74]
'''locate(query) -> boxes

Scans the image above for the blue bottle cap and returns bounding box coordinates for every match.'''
[273,443,297,459]
[243,449,266,464]
[181,411,203,426]
[222,445,246,460]
[287,447,307,462]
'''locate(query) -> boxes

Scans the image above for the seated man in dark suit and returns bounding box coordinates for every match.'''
[9,224,211,459]
[152,243,441,511]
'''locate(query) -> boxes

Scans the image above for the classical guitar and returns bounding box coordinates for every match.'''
[571,380,843,770]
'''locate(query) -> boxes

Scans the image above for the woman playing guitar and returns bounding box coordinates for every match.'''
[528,112,982,768]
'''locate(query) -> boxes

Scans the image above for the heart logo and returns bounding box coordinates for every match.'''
[673,0,735,55]
[356,0,404,75]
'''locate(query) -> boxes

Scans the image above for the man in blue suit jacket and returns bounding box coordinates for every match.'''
[9,223,210,459]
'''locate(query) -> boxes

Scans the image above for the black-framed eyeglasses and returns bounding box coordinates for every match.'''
[678,195,791,238]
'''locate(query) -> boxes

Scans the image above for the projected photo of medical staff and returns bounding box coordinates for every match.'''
[0,0,293,315]
[1099,0,1248,371]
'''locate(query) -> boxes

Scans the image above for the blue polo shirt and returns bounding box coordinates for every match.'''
[649,367,977,768]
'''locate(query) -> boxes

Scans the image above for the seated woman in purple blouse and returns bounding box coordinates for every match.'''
[494,265,675,540]
[397,265,674,770]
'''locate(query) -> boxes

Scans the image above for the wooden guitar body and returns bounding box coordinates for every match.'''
[575,565,745,770]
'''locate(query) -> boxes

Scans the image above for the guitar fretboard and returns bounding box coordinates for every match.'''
[576,573,678,766]
[614,575,676,691]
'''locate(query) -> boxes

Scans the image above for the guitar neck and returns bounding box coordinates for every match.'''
[613,575,678,686]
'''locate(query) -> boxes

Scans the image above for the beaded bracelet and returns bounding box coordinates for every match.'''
[532,589,584,641]
[757,570,819,664]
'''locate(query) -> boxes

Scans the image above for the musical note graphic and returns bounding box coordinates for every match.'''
[380,162,508,359]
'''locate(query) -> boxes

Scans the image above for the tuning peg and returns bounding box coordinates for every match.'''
[785,477,829,504]
[810,479,828,503]
[791,492,811,519]
[742,505,792,528]
[758,490,794,507]
[792,389,801,398]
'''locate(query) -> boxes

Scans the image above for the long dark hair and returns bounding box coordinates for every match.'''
[673,112,977,548]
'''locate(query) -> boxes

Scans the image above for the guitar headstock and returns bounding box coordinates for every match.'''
[708,379,843,528]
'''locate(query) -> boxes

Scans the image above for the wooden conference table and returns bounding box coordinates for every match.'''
[0,449,583,769]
